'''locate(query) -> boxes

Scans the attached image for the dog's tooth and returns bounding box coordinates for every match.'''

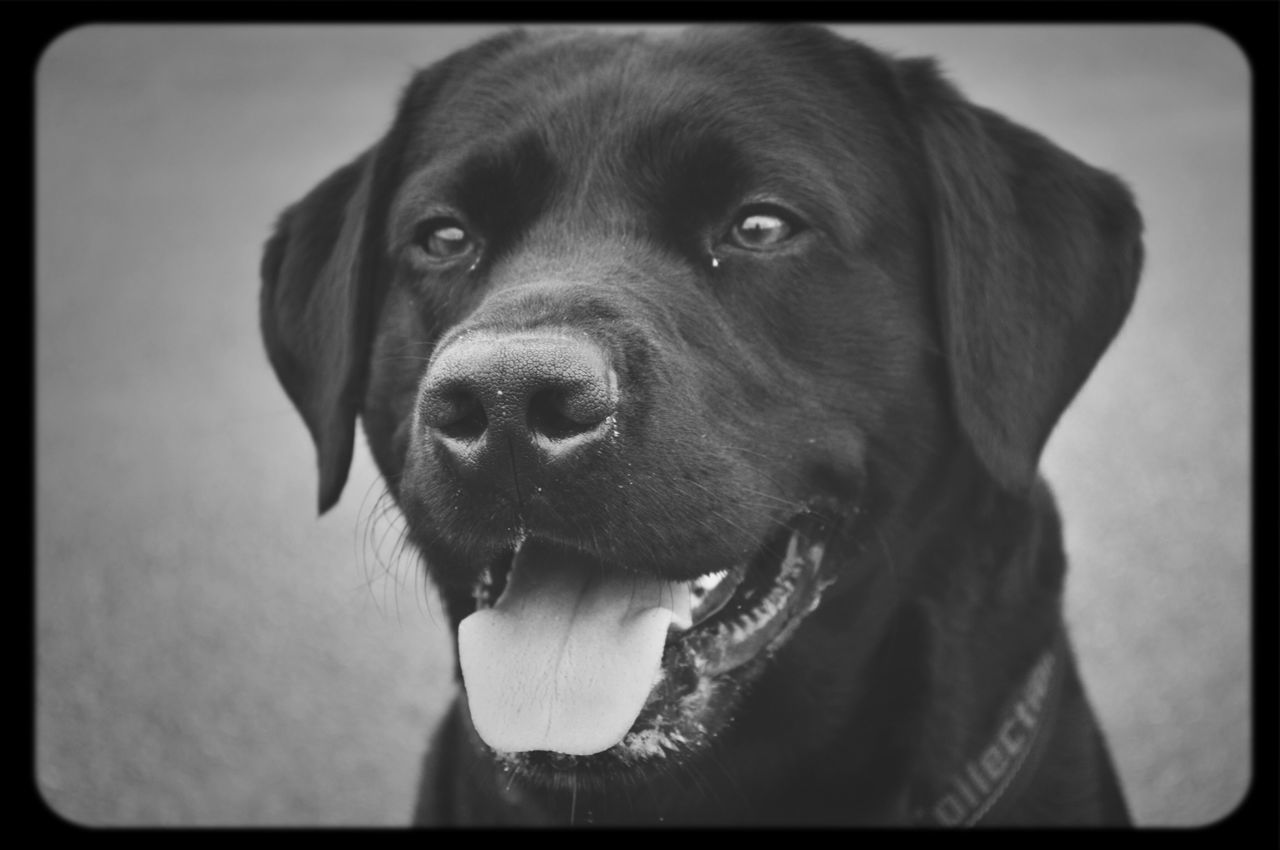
[688,567,746,628]
[783,530,801,564]
[759,597,779,622]
[691,570,727,600]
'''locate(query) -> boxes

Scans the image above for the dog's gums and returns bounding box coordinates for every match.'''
[461,513,835,767]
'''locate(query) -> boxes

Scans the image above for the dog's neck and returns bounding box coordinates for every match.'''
[909,630,1067,825]
[866,455,1070,824]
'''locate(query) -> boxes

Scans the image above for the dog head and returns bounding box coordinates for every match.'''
[261,25,1141,819]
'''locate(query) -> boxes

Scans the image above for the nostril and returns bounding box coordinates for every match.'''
[423,387,488,442]
[527,379,615,443]
[441,393,488,441]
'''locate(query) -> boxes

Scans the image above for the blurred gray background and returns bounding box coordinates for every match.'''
[36,24,1250,826]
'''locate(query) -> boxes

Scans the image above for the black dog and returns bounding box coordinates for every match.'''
[261,25,1142,826]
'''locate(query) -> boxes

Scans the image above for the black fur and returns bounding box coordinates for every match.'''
[261,25,1141,825]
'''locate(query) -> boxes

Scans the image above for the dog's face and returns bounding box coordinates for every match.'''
[262,26,1141,820]
[372,27,943,784]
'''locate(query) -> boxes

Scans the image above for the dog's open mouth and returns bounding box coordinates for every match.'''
[456,509,836,770]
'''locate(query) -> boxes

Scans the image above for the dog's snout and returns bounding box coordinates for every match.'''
[420,333,618,475]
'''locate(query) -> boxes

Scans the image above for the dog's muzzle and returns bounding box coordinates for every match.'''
[413,326,842,766]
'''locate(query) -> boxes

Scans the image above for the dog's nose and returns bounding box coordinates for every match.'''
[419,333,618,478]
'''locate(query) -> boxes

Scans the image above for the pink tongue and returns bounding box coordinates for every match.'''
[458,542,690,756]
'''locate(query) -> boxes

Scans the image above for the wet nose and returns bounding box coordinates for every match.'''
[418,333,618,479]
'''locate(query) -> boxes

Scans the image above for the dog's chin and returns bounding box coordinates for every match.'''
[449,504,844,792]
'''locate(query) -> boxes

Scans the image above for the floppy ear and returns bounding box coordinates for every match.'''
[260,148,383,514]
[900,59,1144,492]
[261,29,534,514]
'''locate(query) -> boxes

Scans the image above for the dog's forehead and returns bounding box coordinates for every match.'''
[402,27,906,176]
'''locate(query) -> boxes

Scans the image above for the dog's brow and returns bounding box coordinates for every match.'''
[389,133,558,253]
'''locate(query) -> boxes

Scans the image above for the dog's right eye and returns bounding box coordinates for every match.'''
[414,218,477,262]
[721,204,805,253]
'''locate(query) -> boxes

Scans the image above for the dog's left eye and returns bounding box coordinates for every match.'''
[725,207,800,251]
[415,218,477,261]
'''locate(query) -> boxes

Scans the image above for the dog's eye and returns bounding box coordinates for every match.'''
[415,218,476,261]
[726,207,799,251]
